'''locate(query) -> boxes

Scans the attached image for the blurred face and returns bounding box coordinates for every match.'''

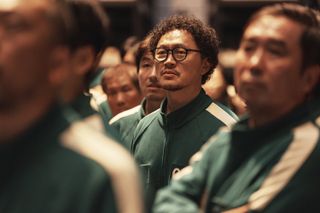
[155,29,207,91]
[235,15,311,117]
[138,51,165,101]
[102,73,142,116]
[0,0,60,110]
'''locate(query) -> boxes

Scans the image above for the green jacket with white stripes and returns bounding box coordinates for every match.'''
[109,99,146,150]
[153,97,320,213]
[131,89,238,211]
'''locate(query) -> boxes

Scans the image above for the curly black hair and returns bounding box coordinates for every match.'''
[149,14,220,84]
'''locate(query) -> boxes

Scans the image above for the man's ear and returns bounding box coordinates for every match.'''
[48,46,71,86]
[200,58,211,76]
[302,65,320,94]
[71,46,95,76]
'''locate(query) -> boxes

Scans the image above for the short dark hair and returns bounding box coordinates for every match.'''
[149,15,220,84]
[42,0,75,45]
[66,0,109,56]
[135,34,152,72]
[245,3,320,70]
[66,0,110,88]
[101,63,140,93]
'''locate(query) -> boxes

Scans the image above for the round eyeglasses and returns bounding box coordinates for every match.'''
[153,47,201,62]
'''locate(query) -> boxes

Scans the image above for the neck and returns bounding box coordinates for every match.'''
[60,77,84,104]
[0,96,54,143]
[144,99,162,115]
[166,86,201,114]
[248,100,305,128]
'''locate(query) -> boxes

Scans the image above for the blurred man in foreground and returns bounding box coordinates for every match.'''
[0,0,143,212]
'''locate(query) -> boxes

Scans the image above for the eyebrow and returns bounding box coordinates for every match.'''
[242,37,287,48]
[156,44,186,49]
[141,56,153,61]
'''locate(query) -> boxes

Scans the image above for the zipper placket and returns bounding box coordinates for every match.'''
[161,116,169,187]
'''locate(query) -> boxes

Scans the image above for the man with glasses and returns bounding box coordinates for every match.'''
[131,14,238,211]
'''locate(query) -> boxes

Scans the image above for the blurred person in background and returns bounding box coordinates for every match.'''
[90,46,122,123]
[121,35,140,64]
[101,63,143,117]
[99,46,122,69]
[60,0,111,133]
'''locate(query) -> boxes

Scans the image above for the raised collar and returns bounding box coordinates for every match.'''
[160,89,212,129]
[140,98,147,118]
[231,98,319,148]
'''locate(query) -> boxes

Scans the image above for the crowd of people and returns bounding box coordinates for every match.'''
[0,0,319,213]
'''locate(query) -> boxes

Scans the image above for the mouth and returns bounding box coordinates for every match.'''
[238,80,265,95]
[161,69,178,76]
[147,83,161,89]
[241,80,262,88]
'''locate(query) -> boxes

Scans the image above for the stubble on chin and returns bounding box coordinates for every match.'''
[161,83,182,91]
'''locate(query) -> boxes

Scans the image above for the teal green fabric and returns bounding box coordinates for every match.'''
[71,93,97,118]
[132,89,237,211]
[110,99,146,150]
[88,67,105,88]
[153,98,320,213]
[72,94,120,141]
[0,105,117,213]
[98,100,113,122]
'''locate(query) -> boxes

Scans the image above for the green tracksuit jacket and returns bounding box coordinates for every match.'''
[109,99,146,149]
[153,98,320,213]
[0,105,117,213]
[132,89,237,211]
[71,94,120,140]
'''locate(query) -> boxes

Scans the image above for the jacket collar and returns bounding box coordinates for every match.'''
[160,89,212,129]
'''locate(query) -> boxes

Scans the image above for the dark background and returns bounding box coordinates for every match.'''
[101,0,319,49]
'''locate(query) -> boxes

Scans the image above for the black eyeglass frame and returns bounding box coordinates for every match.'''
[153,47,202,62]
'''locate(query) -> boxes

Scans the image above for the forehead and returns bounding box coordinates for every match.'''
[141,52,153,61]
[0,0,55,26]
[243,15,303,46]
[105,74,134,87]
[157,29,197,47]
[0,0,51,11]
[105,69,134,81]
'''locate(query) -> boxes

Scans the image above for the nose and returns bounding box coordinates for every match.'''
[149,66,158,83]
[163,51,176,68]
[115,93,125,107]
[247,49,264,77]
